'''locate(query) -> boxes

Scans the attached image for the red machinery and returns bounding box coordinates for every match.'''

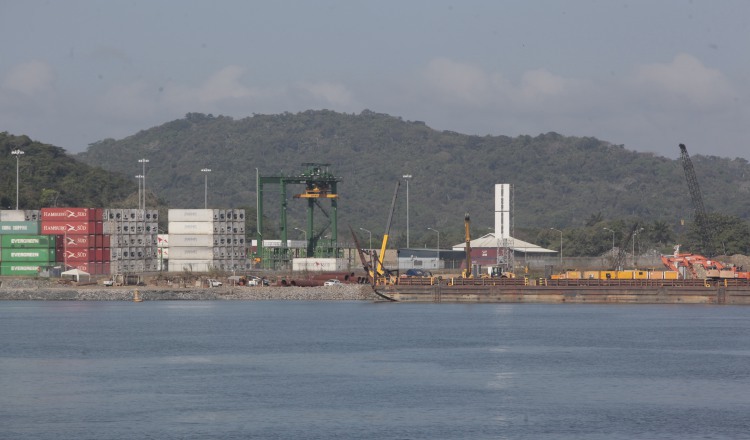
[661,245,749,279]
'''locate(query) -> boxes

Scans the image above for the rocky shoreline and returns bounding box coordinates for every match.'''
[0,278,378,301]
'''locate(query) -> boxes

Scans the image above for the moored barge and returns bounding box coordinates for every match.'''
[375,277,750,304]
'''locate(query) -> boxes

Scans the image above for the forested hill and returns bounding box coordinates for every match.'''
[1,132,135,210]
[75,110,750,246]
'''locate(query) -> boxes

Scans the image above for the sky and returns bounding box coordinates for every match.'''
[1,0,749,160]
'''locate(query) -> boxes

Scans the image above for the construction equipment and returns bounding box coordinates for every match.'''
[461,213,472,278]
[352,182,400,285]
[679,143,715,256]
[661,245,749,279]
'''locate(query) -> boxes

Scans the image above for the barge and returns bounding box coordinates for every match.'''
[374,277,750,304]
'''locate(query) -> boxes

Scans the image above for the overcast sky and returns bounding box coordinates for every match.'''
[2,0,749,159]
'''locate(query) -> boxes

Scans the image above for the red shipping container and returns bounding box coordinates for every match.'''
[95,235,103,248]
[102,248,111,261]
[95,248,103,262]
[95,221,103,235]
[104,262,110,275]
[63,234,93,248]
[64,247,95,262]
[95,209,103,221]
[103,235,111,248]
[70,261,92,273]
[41,208,98,221]
[41,221,94,235]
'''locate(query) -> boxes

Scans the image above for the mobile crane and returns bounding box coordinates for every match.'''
[352,182,400,286]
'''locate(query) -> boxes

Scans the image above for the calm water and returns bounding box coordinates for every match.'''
[1,300,749,440]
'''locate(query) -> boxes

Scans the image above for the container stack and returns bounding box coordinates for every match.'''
[40,208,110,275]
[104,209,159,274]
[0,210,54,276]
[167,209,246,272]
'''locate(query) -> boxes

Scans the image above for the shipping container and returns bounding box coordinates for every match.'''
[616,271,634,280]
[0,210,27,222]
[157,234,169,247]
[0,263,41,276]
[634,270,649,279]
[168,259,215,273]
[1,248,54,262]
[61,234,93,248]
[600,271,617,280]
[583,271,599,280]
[63,248,95,262]
[41,207,100,221]
[292,258,348,272]
[40,221,94,235]
[168,247,215,260]
[168,222,214,235]
[168,209,214,223]
[648,271,664,280]
[1,235,56,249]
[0,221,41,235]
[24,210,41,221]
[169,234,214,247]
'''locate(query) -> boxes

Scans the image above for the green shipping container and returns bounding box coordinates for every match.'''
[0,221,41,235]
[1,235,56,249]
[0,263,41,276]
[1,248,54,263]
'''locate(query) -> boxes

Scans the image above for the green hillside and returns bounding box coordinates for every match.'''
[73,110,750,254]
[1,132,136,210]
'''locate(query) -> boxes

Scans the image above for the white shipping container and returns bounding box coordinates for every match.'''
[292,258,348,272]
[169,234,214,247]
[168,247,215,260]
[157,234,169,248]
[0,210,27,222]
[169,209,214,223]
[168,259,216,273]
[168,221,214,235]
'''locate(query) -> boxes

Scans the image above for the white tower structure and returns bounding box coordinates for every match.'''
[494,184,515,271]
[494,184,512,239]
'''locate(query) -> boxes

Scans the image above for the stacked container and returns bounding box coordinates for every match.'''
[167,209,246,272]
[104,209,159,274]
[40,208,110,275]
[0,210,52,276]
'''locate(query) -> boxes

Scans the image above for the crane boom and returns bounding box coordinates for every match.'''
[462,213,472,278]
[679,143,714,256]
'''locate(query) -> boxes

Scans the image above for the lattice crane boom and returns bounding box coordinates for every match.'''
[679,143,714,256]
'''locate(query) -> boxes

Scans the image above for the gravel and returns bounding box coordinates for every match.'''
[0,278,378,301]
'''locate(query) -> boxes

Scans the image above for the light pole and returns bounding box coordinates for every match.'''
[201,168,211,209]
[403,174,412,248]
[632,228,645,269]
[294,227,307,253]
[359,227,372,252]
[135,175,144,209]
[138,158,149,210]
[428,227,440,269]
[11,149,24,209]
[550,228,563,267]
[604,228,616,262]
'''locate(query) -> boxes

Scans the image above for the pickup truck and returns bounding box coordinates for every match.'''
[208,279,223,287]
[102,279,114,287]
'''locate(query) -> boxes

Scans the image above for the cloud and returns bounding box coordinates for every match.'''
[298,81,354,107]
[2,60,55,95]
[630,53,733,107]
[423,57,496,105]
